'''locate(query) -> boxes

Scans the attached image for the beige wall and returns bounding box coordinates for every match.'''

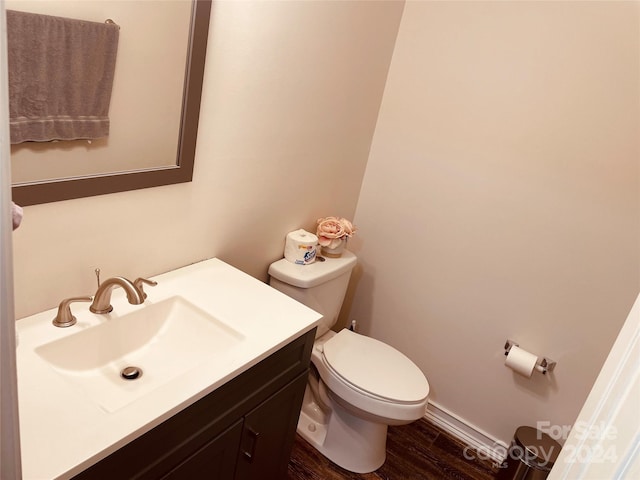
[11,0,639,450]
[11,0,405,318]
[349,0,639,444]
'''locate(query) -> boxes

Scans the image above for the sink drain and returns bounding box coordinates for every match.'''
[120,366,143,380]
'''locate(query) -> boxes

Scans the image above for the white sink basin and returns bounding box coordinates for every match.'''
[35,296,245,412]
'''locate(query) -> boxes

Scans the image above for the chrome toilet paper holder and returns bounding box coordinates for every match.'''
[504,339,557,374]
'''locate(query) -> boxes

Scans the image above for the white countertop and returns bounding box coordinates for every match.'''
[16,258,321,480]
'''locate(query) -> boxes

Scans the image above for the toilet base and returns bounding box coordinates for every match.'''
[296,390,388,473]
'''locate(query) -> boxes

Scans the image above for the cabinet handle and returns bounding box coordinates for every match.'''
[242,428,260,462]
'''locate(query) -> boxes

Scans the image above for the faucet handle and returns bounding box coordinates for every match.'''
[133,277,158,299]
[52,296,93,328]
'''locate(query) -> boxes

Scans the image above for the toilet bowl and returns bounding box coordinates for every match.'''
[268,251,429,473]
[297,329,428,472]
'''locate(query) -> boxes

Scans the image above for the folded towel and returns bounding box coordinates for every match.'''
[6,10,119,144]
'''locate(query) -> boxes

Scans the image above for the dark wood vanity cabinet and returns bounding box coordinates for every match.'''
[72,328,315,480]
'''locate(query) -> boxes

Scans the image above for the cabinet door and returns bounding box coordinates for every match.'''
[235,371,308,480]
[161,419,243,480]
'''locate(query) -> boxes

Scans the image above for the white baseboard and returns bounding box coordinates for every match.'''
[424,401,508,465]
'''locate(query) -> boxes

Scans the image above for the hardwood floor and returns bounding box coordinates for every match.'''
[288,418,499,480]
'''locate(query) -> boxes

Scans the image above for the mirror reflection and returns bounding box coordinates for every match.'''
[9,0,211,206]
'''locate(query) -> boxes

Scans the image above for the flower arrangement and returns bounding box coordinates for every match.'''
[316,216,357,251]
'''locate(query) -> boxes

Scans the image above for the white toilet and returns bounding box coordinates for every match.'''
[268,250,429,473]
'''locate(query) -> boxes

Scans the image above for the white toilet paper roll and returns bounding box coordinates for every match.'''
[505,346,539,377]
[284,229,318,265]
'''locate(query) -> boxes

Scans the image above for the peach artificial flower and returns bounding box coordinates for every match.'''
[316,216,357,249]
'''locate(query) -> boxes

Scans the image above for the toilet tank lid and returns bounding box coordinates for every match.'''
[268,250,357,288]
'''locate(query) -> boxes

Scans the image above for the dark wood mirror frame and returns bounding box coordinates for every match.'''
[11,0,211,206]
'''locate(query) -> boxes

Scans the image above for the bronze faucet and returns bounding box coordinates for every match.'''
[89,277,145,314]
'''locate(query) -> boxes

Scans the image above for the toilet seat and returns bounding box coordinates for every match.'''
[322,329,428,404]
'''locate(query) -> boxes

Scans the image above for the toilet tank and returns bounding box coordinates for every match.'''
[268,250,357,338]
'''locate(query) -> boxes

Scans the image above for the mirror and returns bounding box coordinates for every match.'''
[10,0,211,206]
